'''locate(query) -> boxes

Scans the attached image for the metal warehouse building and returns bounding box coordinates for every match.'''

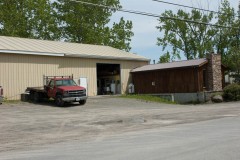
[0,36,149,100]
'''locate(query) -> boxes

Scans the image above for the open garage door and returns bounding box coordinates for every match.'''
[97,63,121,95]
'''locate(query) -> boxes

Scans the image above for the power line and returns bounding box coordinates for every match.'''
[152,0,239,18]
[152,0,219,14]
[70,0,238,29]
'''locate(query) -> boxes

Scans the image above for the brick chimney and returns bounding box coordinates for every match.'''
[207,53,222,91]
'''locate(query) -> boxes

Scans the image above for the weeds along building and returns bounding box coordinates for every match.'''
[0,36,149,100]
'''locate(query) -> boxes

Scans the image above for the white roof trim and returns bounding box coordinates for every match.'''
[0,49,149,61]
[65,54,150,61]
[0,50,65,57]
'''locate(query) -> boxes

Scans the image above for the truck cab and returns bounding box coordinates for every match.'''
[45,78,87,106]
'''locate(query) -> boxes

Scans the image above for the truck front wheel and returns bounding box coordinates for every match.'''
[79,100,86,105]
[55,95,65,107]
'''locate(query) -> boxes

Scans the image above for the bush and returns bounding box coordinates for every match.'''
[211,92,223,103]
[211,92,223,98]
[223,83,240,101]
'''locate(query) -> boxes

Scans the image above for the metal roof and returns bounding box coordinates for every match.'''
[0,36,149,61]
[131,58,208,72]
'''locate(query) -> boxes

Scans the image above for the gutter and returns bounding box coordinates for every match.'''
[0,50,65,57]
[0,50,149,62]
[131,65,203,73]
[65,54,150,62]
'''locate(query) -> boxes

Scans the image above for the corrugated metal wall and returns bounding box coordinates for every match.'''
[0,53,147,100]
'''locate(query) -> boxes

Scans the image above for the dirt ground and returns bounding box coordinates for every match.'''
[0,96,240,152]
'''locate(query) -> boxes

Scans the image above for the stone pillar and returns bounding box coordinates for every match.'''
[207,53,222,91]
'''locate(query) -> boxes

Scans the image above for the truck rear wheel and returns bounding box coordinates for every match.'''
[79,100,86,105]
[29,91,34,101]
[33,92,41,103]
[55,95,65,107]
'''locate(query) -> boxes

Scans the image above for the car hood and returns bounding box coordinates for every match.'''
[57,86,85,91]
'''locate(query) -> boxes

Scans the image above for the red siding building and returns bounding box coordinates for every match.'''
[131,54,225,95]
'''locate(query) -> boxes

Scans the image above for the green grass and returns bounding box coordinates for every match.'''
[2,98,21,104]
[120,94,176,104]
[211,92,223,98]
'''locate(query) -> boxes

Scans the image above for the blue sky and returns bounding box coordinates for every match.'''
[111,0,239,64]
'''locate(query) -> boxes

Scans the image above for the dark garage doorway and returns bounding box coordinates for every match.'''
[97,63,121,95]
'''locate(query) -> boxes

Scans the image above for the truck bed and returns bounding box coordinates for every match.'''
[27,87,46,93]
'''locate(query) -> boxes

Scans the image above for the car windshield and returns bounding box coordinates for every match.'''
[55,79,77,86]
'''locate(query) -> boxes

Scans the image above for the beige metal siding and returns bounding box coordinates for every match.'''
[0,53,147,100]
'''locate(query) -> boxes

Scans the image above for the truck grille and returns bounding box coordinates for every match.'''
[68,90,86,97]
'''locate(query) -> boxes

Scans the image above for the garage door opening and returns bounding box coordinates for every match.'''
[97,63,121,95]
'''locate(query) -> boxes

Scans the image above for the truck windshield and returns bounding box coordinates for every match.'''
[55,80,77,86]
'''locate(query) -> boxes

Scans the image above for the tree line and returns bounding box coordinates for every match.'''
[0,0,239,75]
[0,0,133,51]
[157,0,240,75]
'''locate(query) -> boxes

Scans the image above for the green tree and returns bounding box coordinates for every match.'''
[109,17,134,51]
[0,0,134,51]
[0,0,60,40]
[53,0,133,51]
[214,0,236,62]
[30,0,60,40]
[0,0,32,37]
[158,51,170,63]
[214,0,240,79]
[156,0,240,65]
[226,47,240,73]
[156,9,215,60]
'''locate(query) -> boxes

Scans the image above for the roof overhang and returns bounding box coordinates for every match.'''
[131,64,208,73]
[0,50,64,57]
[0,49,150,62]
[65,54,150,62]
[198,60,208,67]
[131,65,202,73]
[131,59,208,73]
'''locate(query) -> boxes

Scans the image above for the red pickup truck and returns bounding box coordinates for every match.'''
[27,76,87,106]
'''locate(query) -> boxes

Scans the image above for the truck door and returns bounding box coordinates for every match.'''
[48,80,56,98]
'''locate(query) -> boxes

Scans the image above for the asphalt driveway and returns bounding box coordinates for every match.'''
[0,97,240,153]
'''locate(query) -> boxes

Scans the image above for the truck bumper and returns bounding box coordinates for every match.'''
[62,96,88,102]
[0,96,3,104]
